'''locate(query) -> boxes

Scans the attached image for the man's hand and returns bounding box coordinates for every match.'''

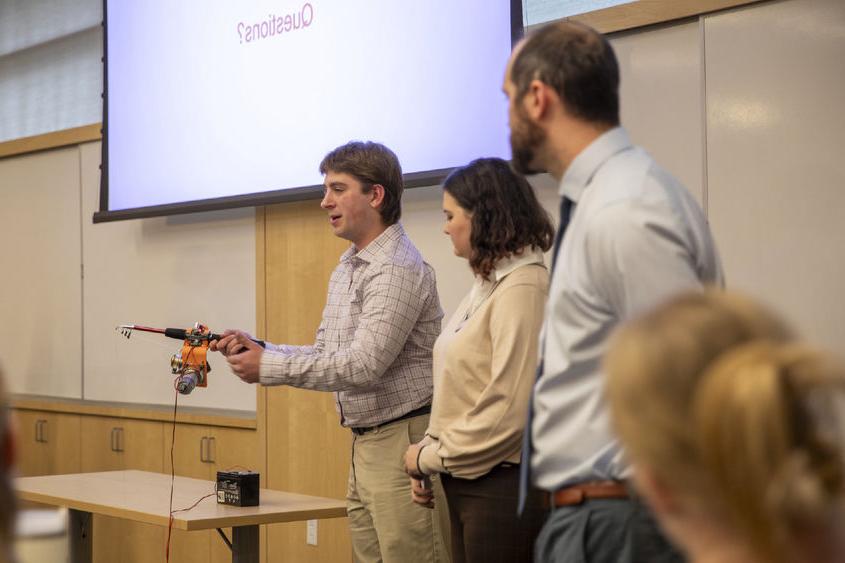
[209,329,250,357]
[403,443,425,479]
[212,331,263,384]
[410,477,434,509]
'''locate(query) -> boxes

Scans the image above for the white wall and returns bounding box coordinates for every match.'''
[0,142,258,411]
[2,0,843,407]
[705,0,845,350]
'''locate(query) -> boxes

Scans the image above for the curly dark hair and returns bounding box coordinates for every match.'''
[443,158,554,279]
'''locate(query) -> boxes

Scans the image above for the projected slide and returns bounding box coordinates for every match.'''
[523,0,637,26]
[104,0,514,215]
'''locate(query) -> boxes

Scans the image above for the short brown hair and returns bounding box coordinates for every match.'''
[511,21,619,127]
[319,141,404,225]
[443,158,553,279]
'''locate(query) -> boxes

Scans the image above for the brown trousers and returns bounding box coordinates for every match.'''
[441,464,547,563]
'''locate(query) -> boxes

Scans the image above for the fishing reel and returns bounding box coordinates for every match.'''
[117,321,216,395]
[170,323,212,395]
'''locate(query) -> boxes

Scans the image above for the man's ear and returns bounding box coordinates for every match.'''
[525,78,554,121]
[369,184,386,210]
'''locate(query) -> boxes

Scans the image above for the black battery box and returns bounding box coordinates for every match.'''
[216,470,259,507]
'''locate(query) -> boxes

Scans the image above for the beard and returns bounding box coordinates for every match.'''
[509,108,547,175]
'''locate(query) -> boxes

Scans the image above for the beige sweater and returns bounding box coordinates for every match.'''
[417,250,548,479]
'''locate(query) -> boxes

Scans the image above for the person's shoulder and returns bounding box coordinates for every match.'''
[493,265,549,308]
[380,229,427,272]
[500,262,548,288]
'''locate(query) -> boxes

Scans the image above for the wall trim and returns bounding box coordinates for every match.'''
[0,123,101,159]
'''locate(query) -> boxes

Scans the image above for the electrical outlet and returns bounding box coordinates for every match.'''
[306,519,318,546]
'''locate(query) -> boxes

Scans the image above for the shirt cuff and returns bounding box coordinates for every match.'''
[258,350,288,386]
[417,442,447,475]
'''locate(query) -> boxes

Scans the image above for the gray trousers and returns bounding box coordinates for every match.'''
[535,498,684,563]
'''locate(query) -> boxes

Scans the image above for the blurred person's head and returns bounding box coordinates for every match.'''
[503,21,619,179]
[605,290,845,563]
[319,141,404,248]
[0,366,16,556]
[441,158,553,279]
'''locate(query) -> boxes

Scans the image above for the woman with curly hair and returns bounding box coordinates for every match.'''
[404,157,553,563]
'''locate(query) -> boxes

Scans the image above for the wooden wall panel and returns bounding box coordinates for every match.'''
[260,201,352,562]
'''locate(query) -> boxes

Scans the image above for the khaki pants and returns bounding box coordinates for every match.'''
[347,414,451,563]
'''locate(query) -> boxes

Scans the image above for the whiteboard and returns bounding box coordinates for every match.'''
[0,142,256,410]
[0,147,83,398]
[79,142,258,411]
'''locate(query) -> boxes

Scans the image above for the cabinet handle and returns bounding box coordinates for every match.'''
[36,420,48,443]
[110,428,117,451]
[111,427,124,452]
[207,437,216,464]
[200,437,208,463]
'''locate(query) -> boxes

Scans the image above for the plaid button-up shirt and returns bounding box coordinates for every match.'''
[259,223,442,427]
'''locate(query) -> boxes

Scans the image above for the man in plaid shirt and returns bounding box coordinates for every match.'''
[213,141,449,563]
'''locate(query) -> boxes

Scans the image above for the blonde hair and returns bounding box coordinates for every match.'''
[605,290,845,562]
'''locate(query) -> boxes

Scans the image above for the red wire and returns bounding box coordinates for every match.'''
[165,343,204,561]
[165,387,178,562]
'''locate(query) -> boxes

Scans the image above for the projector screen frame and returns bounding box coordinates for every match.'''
[94,0,524,223]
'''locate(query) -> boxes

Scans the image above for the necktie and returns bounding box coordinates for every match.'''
[550,196,574,272]
[518,195,574,514]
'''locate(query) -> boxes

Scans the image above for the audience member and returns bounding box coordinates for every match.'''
[606,290,845,563]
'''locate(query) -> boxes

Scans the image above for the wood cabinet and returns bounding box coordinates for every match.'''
[13,410,81,476]
[80,416,166,563]
[12,399,257,563]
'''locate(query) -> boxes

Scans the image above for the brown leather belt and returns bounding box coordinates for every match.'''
[550,480,629,508]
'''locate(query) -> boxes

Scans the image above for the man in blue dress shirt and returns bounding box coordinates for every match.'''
[503,20,724,562]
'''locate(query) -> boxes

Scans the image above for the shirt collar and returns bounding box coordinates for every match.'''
[559,126,632,202]
[341,222,404,264]
[491,247,546,283]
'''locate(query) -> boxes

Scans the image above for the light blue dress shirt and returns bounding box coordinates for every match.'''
[531,127,724,490]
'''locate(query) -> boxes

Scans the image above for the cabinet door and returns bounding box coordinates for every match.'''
[81,417,165,472]
[12,410,81,476]
[13,410,50,476]
[80,417,166,563]
[210,427,259,475]
[80,417,123,472]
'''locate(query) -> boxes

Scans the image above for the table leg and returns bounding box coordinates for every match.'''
[232,524,259,563]
[69,509,93,563]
